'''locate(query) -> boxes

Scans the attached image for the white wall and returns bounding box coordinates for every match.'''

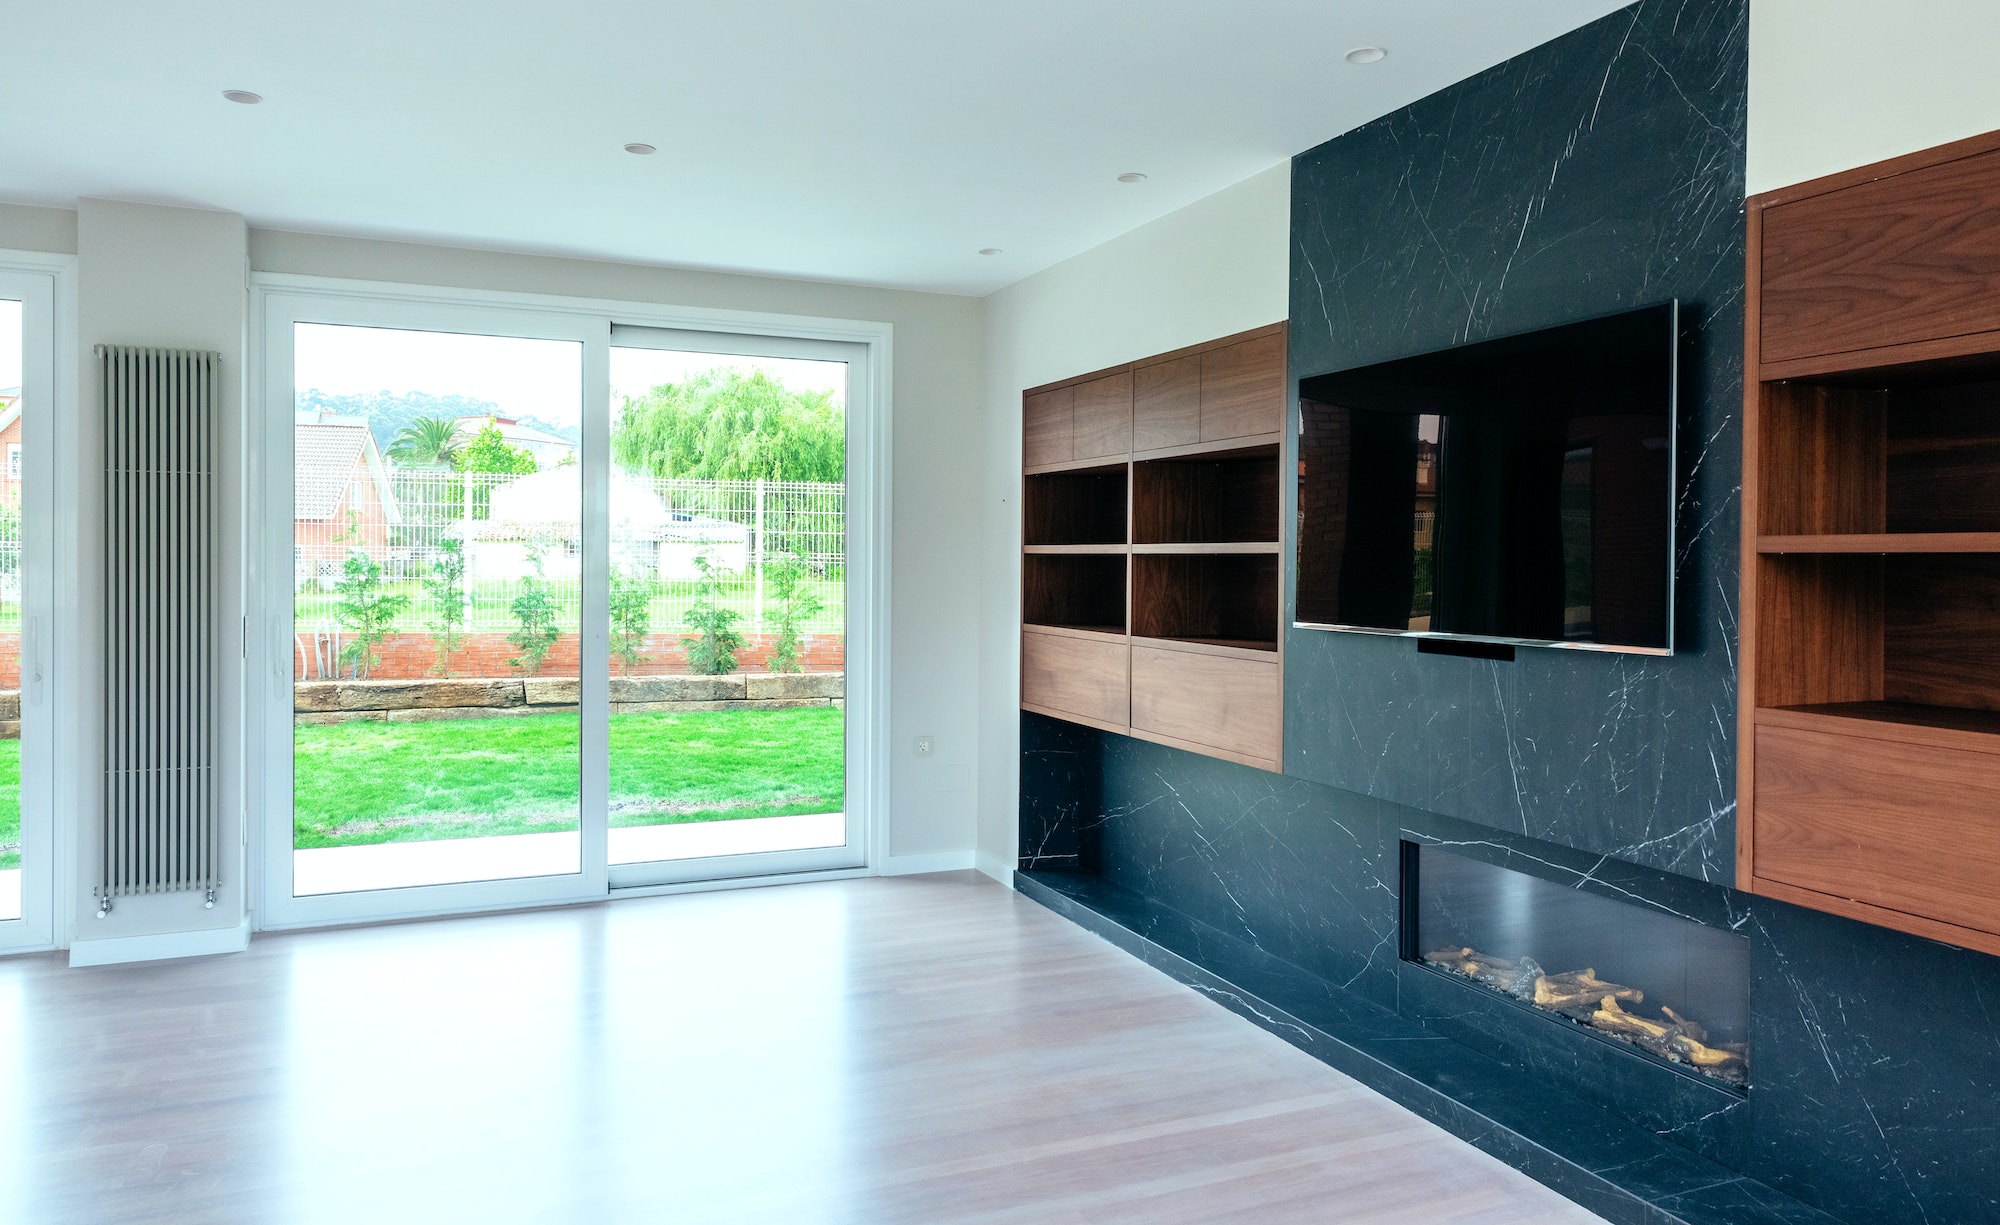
[1749,0,2000,192]
[72,200,250,949]
[0,204,77,256]
[249,231,986,866]
[973,163,1292,880]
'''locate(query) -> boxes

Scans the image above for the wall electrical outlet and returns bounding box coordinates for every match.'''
[913,736,934,757]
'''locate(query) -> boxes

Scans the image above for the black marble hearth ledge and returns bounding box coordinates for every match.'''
[1014,870,1841,1225]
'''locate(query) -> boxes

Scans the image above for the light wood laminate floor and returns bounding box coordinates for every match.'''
[0,873,1606,1224]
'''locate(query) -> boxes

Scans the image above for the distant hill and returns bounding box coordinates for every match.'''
[295,389,581,454]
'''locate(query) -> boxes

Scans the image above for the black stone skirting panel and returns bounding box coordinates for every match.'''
[1016,870,1838,1225]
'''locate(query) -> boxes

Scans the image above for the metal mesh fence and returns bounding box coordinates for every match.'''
[294,469,844,636]
[0,476,17,631]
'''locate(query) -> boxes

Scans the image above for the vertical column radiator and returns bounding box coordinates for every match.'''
[96,345,218,916]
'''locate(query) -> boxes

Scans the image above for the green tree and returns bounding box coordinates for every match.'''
[681,552,744,676]
[612,369,843,482]
[386,415,465,467]
[765,551,823,673]
[452,422,540,519]
[609,567,653,675]
[422,537,470,678]
[333,548,410,679]
[506,550,562,676]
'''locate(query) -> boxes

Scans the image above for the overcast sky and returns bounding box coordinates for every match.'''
[293,323,844,429]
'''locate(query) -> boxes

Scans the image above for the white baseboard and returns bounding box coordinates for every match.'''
[68,916,252,968]
[974,854,1015,887]
[880,851,977,876]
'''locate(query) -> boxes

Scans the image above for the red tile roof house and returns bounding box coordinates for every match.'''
[293,415,402,583]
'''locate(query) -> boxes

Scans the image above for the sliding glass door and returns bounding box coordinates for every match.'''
[606,328,858,887]
[258,296,609,926]
[256,287,875,927]
[0,267,57,954]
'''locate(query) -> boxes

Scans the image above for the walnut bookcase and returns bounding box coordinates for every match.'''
[1020,324,1285,771]
[1740,129,2000,957]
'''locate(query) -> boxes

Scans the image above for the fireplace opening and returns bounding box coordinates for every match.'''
[1402,843,1750,1087]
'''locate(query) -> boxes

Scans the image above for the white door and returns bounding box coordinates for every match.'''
[0,264,62,954]
[255,292,610,928]
[604,326,870,888]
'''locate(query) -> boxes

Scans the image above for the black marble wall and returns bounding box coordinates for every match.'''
[1285,0,1746,886]
[1022,2,2000,1221]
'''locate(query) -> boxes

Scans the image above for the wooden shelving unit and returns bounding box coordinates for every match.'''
[1741,128,2000,957]
[1020,324,1286,771]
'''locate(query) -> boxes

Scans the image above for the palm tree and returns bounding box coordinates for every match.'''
[386,415,465,468]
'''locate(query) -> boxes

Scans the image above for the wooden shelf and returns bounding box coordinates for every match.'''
[1133,634,1278,656]
[1023,621,1127,639]
[1132,432,1284,463]
[1759,701,2000,752]
[1024,544,1129,556]
[1132,542,1279,555]
[1758,532,2000,554]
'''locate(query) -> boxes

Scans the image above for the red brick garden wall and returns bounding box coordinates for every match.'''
[296,630,843,681]
[0,633,17,688]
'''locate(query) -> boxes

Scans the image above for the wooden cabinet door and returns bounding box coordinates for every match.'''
[1022,629,1129,729]
[1755,721,2000,939]
[1071,372,1133,461]
[1023,386,1074,468]
[1133,355,1201,451]
[1762,147,2000,365]
[1200,334,1285,442]
[1130,644,1278,768]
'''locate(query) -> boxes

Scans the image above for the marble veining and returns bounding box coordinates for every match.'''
[1746,899,2000,1224]
[1284,0,1747,886]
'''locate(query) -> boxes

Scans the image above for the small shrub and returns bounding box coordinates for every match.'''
[507,550,562,676]
[610,567,653,675]
[422,536,470,678]
[682,552,744,676]
[334,548,410,679]
[765,551,823,673]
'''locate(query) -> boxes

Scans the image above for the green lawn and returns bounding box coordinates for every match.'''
[293,707,843,850]
[0,739,18,871]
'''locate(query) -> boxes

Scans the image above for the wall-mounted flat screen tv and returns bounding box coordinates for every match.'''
[1295,303,1677,655]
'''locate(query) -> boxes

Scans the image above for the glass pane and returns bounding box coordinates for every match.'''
[605,347,846,865]
[291,324,583,895]
[1416,846,1750,1085]
[0,298,20,921]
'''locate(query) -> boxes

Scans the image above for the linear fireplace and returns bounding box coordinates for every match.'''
[1403,843,1751,1087]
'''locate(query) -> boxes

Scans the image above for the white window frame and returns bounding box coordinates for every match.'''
[0,252,79,956]
[248,274,891,930]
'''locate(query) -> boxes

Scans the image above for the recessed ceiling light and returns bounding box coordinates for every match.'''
[1345,46,1388,65]
[1116,172,1148,184]
[623,143,656,155]
[221,89,263,105]
[978,248,1002,256]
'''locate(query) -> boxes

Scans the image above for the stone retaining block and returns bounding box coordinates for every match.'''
[292,674,842,725]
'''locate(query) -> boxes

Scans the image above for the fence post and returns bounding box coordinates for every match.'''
[753,477,766,631]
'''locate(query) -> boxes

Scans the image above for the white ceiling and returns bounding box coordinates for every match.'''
[2,1,1629,295]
